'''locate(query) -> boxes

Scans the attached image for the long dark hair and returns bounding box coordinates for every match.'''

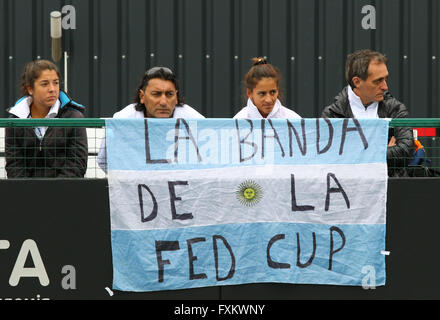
[133,67,184,111]
[20,60,61,96]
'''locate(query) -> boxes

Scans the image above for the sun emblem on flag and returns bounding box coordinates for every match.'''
[236,180,263,206]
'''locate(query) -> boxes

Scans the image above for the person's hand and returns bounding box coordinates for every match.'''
[388,136,396,147]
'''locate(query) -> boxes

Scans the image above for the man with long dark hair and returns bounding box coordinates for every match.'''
[97,67,204,172]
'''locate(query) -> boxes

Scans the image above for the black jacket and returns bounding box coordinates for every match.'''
[5,92,88,178]
[321,86,414,177]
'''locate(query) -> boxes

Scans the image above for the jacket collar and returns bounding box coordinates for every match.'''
[347,85,379,118]
[8,96,33,118]
[8,96,61,119]
[333,86,391,118]
[58,90,85,110]
[332,86,354,118]
[246,98,282,118]
[8,90,85,118]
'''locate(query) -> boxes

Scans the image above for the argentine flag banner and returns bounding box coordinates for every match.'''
[107,118,388,292]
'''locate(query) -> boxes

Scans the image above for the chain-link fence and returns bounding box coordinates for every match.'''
[0,118,106,179]
[389,119,440,177]
[0,118,438,178]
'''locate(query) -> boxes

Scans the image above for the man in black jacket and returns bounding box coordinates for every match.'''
[321,49,413,177]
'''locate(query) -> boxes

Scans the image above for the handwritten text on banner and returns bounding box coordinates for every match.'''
[107,118,388,292]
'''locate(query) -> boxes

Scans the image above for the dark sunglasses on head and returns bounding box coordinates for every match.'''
[145,66,174,77]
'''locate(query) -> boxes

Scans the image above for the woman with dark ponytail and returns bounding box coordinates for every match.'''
[234,57,301,119]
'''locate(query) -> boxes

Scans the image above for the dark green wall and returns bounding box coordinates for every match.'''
[1,0,439,118]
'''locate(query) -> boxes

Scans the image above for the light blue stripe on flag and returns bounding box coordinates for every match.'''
[108,118,388,292]
[111,222,385,292]
[106,118,389,171]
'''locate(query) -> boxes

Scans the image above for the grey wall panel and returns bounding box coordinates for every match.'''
[286,0,297,115]
[1,0,439,119]
[409,0,429,117]
[13,0,34,80]
[98,0,119,117]
[0,0,6,111]
[236,0,260,110]
[119,0,129,110]
[433,0,440,117]
[211,0,234,117]
[200,0,213,117]
[321,0,345,111]
[156,0,176,69]
[126,0,150,108]
[268,0,288,102]
[401,0,411,110]
[380,0,402,103]
[126,0,149,108]
[182,0,204,113]
[68,0,93,115]
[231,0,242,113]
[295,0,317,117]
[352,0,374,50]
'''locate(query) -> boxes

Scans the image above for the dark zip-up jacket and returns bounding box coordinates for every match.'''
[321,86,414,177]
[5,91,88,178]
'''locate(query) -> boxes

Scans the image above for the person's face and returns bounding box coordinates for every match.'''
[139,78,178,118]
[247,77,279,117]
[352,61,389,105]
[27,69,60,108]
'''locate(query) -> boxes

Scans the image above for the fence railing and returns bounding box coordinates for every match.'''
[0,118,438,179]
[394,119,440,177]
[0,118,106,179]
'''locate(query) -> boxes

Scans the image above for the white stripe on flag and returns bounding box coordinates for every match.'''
[109,163,387,231]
